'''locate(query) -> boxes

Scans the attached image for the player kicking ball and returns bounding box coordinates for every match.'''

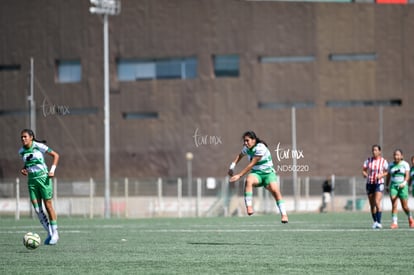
[228,131,288,223]
[19,129,60,245]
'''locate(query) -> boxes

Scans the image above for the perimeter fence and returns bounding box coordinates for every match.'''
[0,175,393,219]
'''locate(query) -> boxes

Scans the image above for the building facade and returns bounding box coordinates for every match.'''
[1,0,414,181]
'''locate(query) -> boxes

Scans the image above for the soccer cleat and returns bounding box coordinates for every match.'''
[49,231,59,245]
[44,235,51,245]
[390,223,398,229]
[409,217,414,228]
[281,214,288,224]
[372,222,378,229]
[246,206,254,216]
[375,223,382,229]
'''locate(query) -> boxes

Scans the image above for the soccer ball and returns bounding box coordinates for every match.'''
[23,232,41,250]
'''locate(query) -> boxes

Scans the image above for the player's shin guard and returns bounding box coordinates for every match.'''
[244,192,253,207]
[244,192,254,215]
[392,213,398,224]
[50,220,58,233]
[49,220,59,245]
[276,200,287,215]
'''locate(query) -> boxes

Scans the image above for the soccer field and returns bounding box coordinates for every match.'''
[1,212,413,274]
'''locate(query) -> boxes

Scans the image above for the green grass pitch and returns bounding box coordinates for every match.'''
[1,212,413,274]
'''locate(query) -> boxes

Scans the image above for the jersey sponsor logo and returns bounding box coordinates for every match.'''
[25,154,33,161]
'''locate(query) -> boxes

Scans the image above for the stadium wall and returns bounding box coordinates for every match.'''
[1,0,414,181]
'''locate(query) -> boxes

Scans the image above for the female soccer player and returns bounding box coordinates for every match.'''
[19,129,60,245]
[362,144,388,229]
[386,149,414,229]
[227,131,288,223]
[410,156,414,197]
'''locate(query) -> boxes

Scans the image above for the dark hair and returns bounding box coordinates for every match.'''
[21,129,47,144]
[372,144,381,151]
[242,130,267,147]
[394,149,403,155]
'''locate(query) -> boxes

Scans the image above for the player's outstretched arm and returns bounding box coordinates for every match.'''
[228,153,244,176]
[229,156,259,183]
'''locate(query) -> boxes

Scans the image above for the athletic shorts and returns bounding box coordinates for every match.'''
[249,169,278,188]
[28,176,53,201]
[390,184,409,200]
[366,183,384,195]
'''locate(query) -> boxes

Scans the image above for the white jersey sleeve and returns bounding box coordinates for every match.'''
[254,143,267,157]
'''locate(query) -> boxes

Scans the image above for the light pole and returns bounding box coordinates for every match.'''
[28,57,36,134]
[89,0,120,219]
[186,152,194,199]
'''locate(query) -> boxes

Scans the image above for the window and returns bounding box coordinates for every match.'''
[0,64,21,71]
[117,57,197,81]
[0,109,28,116]
[118,60,155,80]
[213,54,239,77]
[56,60,81,83]
[326,99,402,108]
[259,55,315,63]
[122,112,159,119]
[182,58,197,79]
[328,53,377,62]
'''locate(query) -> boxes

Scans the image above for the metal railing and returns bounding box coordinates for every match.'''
[0,176,380,219]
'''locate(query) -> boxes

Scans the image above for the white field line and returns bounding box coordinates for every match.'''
[128,228,414,233]
[2,222,413,234]
[0,230,85,234]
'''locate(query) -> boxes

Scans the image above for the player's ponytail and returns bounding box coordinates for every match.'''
[21,129,47,144]
[242,130,268,147]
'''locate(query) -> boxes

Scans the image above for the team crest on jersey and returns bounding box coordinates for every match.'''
[25,154,33,161]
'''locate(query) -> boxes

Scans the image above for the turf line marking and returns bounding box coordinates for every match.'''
[0,230,86,234]
[136,228,414,233]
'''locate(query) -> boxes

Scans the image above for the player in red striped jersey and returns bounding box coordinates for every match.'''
[362,144,388,229]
